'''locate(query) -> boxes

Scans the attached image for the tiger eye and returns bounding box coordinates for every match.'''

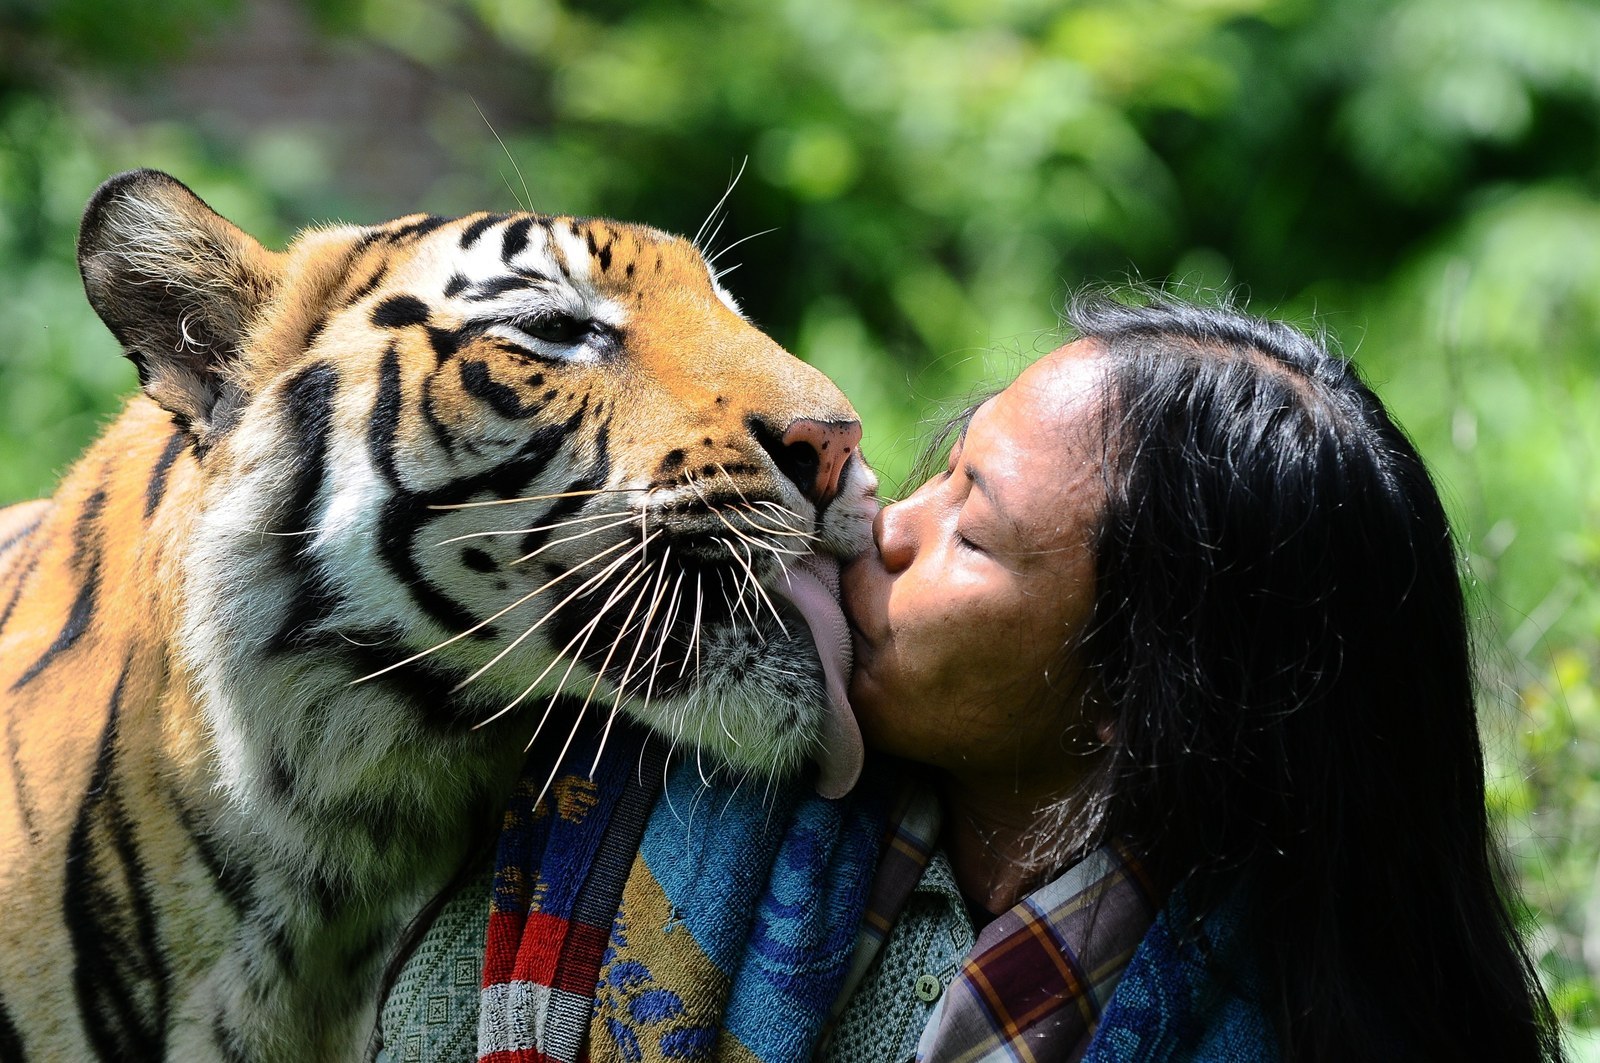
[518,311,589,345]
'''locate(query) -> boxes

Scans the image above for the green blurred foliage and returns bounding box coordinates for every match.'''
[2,0,1598,1041]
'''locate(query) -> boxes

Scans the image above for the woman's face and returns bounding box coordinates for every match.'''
[841,342,1107,787]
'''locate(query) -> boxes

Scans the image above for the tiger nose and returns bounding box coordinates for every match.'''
[768,418,862,508]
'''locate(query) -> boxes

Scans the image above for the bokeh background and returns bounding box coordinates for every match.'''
[2,0,1597,1047]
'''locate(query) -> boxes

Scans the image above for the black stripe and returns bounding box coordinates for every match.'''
[0,533,45,638]
[383,215,451,243]
[370,404,591,636]
[144,430,189,520]
[211,1015,251,1063]
[419,375,457,460]
[371,295,429,330]
[170,791,256,917]
[71,483,107,568]
[0,998,24,1063]
[368,345,404,488]
[465,275,535,301]
[344,261,391,307]
[0,991,25,1062]
[0,510,43,557]
[11,485,106,691]
[426,325,466,364]
[366,348,481,635]
[501,218,533,262]
[66,664,170,1059]
[585,229,613,273]
[337,638,485,732]
[459,213,508,249]
[514,483,596,562]
[275,363,338,535]
[443,272,468,298]
[457,359,542,419]
[265,362,341,654]
[372,499,480,636]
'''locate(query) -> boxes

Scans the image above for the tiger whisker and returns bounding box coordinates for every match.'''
[712,545,758,634]
[700,211,731,268]
[520,561,655,731]
[570,565,658,773]
[350,538,631,684]
[711,462,753,505]
[610,550,673,706]
[528,698,597,821]
[427,487,647,511]
[703,493,802,560]
[509,514,639,566]
[678,572,704,682]
[460,533,657,696]
[694,713,711,789]
[434,509,634,547]
[592,551,674,774]
[729,538,790,637]
[693,155,747,252]
[750,498,810,522]
[475,555,654,732]
[718,538,762,626]
[473,96,531,212]
[730,508,818,541]
[732,504,819,539]
[706,227,778,268]
[637,567,686,714]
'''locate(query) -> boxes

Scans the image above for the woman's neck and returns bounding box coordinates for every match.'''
[937,773,1064,918]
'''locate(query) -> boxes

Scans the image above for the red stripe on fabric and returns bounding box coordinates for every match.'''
[509,910,572,983]
[550,921,612,994]
[480,1042,594,1063]
[478,1049,553,1063]
[484,909,530,986]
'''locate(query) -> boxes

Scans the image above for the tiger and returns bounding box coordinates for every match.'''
[0,169,876,1062]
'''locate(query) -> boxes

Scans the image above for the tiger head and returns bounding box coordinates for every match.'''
[77,170,875,798]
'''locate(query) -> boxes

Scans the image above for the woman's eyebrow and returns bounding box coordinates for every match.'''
[962,462,1004,520]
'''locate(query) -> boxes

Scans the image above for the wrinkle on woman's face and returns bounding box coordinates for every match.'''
[839,341,1108,790]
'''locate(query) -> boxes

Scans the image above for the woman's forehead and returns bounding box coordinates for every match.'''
[962,350,1106,543]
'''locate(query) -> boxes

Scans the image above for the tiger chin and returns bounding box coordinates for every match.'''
[0,170,876,1062]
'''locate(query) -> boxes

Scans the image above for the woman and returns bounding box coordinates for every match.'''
[829,292,1564,1061]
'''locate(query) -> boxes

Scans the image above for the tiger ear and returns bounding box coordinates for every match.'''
[77,169,283,437]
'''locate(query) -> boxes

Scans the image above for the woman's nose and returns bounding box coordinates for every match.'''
[874,498,916,573]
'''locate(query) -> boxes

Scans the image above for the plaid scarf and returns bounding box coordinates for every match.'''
[915,838,1160,1063]
[477,712,890,1063]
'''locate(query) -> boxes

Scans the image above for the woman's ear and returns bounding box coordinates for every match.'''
[77,169,284,438]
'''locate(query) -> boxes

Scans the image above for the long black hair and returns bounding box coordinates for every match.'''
[1054,291,1562,1061]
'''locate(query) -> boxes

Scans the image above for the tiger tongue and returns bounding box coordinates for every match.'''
[774,554,864,799]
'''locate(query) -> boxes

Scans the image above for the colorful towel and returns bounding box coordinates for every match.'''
[478,711,669,1063]
[476,710,891,1063]
[589,761,890,1063]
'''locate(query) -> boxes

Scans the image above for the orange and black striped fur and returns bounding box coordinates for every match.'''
[0,171,875,1061]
